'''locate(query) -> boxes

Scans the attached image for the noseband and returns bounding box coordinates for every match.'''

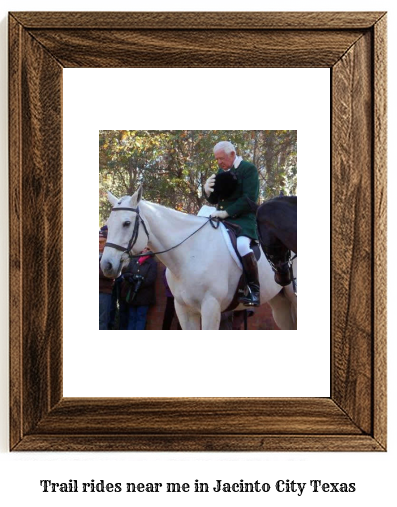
[104,206,150,258]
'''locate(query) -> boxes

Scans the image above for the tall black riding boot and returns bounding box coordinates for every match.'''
[238,252,260,307]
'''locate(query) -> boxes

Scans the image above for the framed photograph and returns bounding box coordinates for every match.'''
[9,11,387,451]
[96,128,299,333]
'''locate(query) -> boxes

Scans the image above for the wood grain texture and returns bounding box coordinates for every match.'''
[9,11,387,452]
[21,28,64,433]
[373,14,387,450]
[32,398,362,435]
[28,29,363,68]
[9,16,64,446]
[9,15,23,450]
[14,435,383,452]
[11,11,386,29]
[332,32,373,434]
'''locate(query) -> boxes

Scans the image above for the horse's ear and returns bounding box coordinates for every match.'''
[107,191,119,207]
[137,184,143,204]
[131,184,143,207]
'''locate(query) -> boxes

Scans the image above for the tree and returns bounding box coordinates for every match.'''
[99,130,297,226]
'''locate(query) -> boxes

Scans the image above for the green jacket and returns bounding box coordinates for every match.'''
[206,159,259,240]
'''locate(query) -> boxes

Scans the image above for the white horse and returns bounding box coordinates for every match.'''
[101,186,297,330]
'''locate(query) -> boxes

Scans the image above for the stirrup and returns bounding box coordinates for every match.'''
[239,285,260,307]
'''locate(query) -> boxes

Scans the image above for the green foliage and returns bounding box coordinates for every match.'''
[99,130,297,226]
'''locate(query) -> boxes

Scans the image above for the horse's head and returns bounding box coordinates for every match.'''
[100,185,150,278]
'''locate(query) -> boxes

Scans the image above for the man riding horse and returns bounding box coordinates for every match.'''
[204,141,292,307]
[204,141,261,307]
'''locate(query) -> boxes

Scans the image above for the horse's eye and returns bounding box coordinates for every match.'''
[123,221,131,227]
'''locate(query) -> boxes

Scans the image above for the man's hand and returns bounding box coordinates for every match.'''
[210,210,229,220]
[204,174,216,196]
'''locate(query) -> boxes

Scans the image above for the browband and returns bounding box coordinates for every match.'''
[111,207,139,212]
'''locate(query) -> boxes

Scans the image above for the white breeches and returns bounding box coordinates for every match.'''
[237,236,253,257]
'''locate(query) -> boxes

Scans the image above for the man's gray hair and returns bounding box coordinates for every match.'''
[213,141,236,155]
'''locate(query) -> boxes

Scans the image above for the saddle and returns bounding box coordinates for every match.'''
[222,220,261,312]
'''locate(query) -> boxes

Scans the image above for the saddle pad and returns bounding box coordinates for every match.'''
[197,206,242,270]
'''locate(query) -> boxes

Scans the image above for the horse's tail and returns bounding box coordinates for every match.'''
[246,196,259,214]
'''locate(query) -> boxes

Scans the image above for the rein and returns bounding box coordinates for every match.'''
[105,205,220,259]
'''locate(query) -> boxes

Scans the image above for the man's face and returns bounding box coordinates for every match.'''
[99,236,106,253]
[214,149,235,171]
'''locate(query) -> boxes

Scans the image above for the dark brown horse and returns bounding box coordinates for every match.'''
[248,195,297,286]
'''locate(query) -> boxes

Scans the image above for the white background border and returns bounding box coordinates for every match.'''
[63,68,330,398]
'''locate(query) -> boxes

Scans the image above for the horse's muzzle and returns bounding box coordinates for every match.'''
[102,260,114,276]
[100,254,122,279]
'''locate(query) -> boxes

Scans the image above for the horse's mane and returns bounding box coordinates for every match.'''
[117,196,191,214]
[141,199,204,223]
[271,195,297,204]
[246,195,297,215]
[115,195,205,223]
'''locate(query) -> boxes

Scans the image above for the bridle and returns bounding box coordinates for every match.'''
[105,206,150,259]
[105,205,219,259]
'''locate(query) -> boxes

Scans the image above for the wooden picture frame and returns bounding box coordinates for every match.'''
[9,11,387,451]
